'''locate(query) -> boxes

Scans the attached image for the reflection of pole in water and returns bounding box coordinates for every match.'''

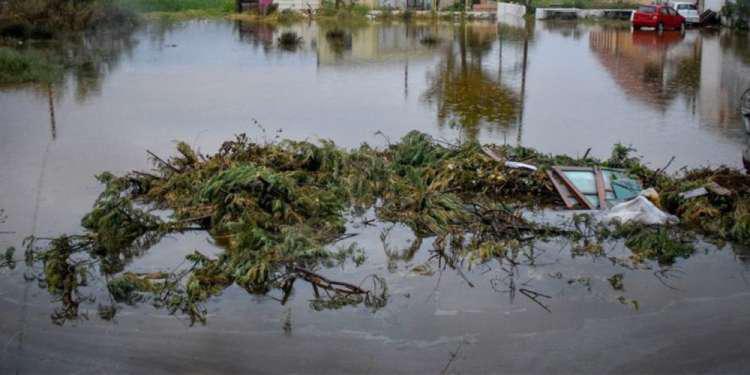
[404,58,409,100]
[498,26,503,79]
[47,84,56,140]
[19,82,58,362]
[516,30,529,147]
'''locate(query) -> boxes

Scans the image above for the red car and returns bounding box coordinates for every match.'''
[631,4,686,32]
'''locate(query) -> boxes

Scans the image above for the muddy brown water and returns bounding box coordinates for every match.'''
[1,19,750,374]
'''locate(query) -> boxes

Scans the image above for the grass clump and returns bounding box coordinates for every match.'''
[277,31,302,51]
[316,0,369,21]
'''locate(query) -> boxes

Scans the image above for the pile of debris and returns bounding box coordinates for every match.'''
[21,131,750,324]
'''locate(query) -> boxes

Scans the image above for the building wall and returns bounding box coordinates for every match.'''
[276,0,321,10]
[696,0,727,12]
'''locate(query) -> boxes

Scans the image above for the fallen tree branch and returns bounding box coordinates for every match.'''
[147,150,181,173]
[293,266,367,295]
[656,156,676,175]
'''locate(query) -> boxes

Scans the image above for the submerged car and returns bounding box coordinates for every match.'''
[672,2,701,25]
[632,4,686,32]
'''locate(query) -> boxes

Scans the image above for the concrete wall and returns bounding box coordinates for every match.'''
[497,2,526,27]
[276,0,321,10]
[497,2,526,17]
[535,8,633,19]
[703,0,727,12]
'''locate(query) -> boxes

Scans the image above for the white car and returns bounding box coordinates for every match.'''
[671,2,700,24]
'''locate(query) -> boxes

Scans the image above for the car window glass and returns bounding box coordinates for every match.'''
[661,8,669,15]
[671,8,679,15]
[639,5,656,13]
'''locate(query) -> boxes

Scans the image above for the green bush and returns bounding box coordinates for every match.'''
[445,2,463,12]
[351,3,370,17]
[2,0,137,33]
[318,0,338,17]
[0,20,54,39]
[114,0,234,13]
[722,0,750,29]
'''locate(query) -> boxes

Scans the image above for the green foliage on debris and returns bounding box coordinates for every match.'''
[615,224,694,265]
[1,247,15,270]
[657,167,750,244]
[22,131,750,324]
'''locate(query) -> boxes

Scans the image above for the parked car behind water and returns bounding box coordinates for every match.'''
[672,2,701,25]
[632,4,686,33]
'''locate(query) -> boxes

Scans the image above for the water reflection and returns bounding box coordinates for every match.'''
[0,25,139,104]
[423,23,529,141]
[714,31,750,128]
[315,22,430,64]
[236,21,275,51]
[589,28,700,111]
[590,26,750,128]
[541,19,586,39]
[3,21,750,372]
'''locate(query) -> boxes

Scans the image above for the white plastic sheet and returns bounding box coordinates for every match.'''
[504,161,538,171]
[602,196,678,225]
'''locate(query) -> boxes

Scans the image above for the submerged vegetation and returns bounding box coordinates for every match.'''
[0,47,61,84]
[17,129,750,325]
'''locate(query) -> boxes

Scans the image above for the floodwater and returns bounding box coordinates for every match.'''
[1,19,750,374]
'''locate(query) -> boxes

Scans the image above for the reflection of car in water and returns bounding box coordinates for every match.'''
[631,28,685,47]
[632,4,686,33]
[589,27,697,111]
[671,2,700,25]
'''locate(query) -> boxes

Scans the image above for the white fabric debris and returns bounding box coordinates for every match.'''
[602,196,678,225]
[504,161,538,171]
